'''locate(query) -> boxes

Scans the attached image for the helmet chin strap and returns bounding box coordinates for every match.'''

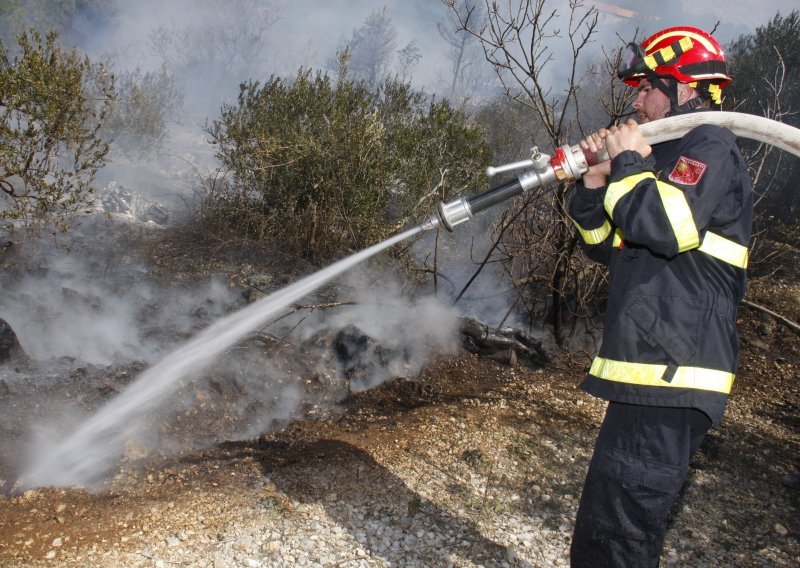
[668,97,707,116]
[652,77,707,117]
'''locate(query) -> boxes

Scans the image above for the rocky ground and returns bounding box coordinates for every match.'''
[0,278,798,567]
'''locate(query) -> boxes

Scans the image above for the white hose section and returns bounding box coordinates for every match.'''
[638,111,800,159]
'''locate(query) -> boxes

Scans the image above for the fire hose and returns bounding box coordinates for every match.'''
[420,111,800,232]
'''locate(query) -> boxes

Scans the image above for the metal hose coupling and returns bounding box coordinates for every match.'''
[419,197,473,232]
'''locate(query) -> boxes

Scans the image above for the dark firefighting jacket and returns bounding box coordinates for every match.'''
[569,114,753,425]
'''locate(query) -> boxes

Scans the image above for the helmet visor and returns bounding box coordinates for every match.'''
[618,42,646,80]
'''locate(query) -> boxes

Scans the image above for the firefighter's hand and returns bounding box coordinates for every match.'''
[579,130,610,189]
[605,119,652,160]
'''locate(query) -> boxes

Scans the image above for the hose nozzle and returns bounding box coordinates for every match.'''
[421,143,595,232]
[423,146,568,232]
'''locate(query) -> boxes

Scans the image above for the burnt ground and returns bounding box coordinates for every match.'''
[0,279,797,567]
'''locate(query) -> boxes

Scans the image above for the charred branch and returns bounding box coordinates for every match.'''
[741,300,800,335]
[460,316,550,368]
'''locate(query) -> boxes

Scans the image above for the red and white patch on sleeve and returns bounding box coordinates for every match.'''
[668,156,707,186]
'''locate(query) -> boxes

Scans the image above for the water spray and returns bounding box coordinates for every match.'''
[421,112,800,233]
[19,227,422,490]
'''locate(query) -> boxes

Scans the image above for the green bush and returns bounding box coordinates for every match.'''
[0,29,113,234]
[205,69,490,259]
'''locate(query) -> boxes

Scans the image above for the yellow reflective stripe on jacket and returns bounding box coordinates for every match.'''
[605,172,655,216]
[699,231,749,268]
[590,357,734,394]
[612,228,624,248]
[572,218,612,245]
[657,182,700,252]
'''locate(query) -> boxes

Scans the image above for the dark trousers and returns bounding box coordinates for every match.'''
[570,402,711,567]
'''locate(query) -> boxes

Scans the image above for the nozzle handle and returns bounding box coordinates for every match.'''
[486,160,534,177]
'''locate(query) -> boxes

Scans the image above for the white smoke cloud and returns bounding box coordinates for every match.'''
[7,0,793,107]
[411,216,524,329]
[0,253,238,366]
[291,266,462,391]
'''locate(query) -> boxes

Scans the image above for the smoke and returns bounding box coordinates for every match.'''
[3,0,789,200]
[0,253,239,366]
[5,0,793,105]
[5,228,466,489]
[411,214,527,329]
[0,239,241,490]
[292,267,462,392]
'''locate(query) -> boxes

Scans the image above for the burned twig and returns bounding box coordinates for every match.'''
[741,300,800,335]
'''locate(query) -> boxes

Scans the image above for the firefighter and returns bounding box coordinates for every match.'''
[567,27,753,566]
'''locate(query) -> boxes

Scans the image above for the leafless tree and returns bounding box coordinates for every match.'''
[148,0,278,118]
[397,40,422,83]
[732,49,794,206]
[441,0,631,345]
[437,1,494,103]
[326,6,399,91]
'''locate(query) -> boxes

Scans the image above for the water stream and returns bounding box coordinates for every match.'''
[20,226,422,489]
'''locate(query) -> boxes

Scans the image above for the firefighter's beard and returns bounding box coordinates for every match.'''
[637,102,670,123]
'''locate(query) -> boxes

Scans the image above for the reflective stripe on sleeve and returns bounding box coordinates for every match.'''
[571,218,612,245]
[598,172,749,267]
[605,172,700,253]
[699,231,749,268]
[612,228,624,248]
[604,172,655,217]
[590,357,734,394]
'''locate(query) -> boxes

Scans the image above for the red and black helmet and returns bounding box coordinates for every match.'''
[618,26,731,92]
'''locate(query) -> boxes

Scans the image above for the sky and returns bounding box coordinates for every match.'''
[62,0,799,103]
[252,0,796,84]
[34,0,787,142]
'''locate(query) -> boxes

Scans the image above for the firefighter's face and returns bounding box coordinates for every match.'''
[632,78,670,123]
